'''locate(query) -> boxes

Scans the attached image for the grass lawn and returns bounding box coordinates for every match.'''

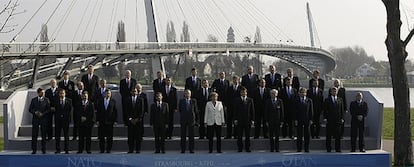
[0,116,3,124]
[382,108,414,140]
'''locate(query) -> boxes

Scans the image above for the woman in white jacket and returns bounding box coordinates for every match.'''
[204,92,225,153]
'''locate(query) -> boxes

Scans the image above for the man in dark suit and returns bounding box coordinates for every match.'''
[77,91,95,154]
[125,88,144,153]
[120,70,137,125]
[253,79,270,139]
[350,92,368,152]
[295,88,313,152]
[96,79,108,101]
[72,81,85,141]
[308,70,325,91]
[162,76,178,139]
[264,65,282,91]
[197,79,211,139]
[179,89,199,153]
[185,68,202,100]
[45,79,59,140]
[233,87,255,152]
[136,84,148,138]
[54,89,73,154]
[323,87,345,152]
[265,89,284,152]
[29,88,50,154]
[81,65,100,101]
[225,75,241,139]
[152,71,165,101]
[280,77,298,139]
[332,79,347,139]
[150,92,169,154]
[58,71,75,100]
[96,89,118,153]
[241,65,259,97]
[308,80,324,139]
[211,71,230,103]
[283,68,300,91]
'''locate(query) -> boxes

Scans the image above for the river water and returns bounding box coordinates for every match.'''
[348,87,414,108]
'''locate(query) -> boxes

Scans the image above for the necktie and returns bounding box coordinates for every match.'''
[166,86,170,96]
[61,99,64,106]
[287,87,291,98]
[204,88,208,99]
[221,80,224,85]
[234,85,237,91]
[193,78,196,86]
[132,97,136,108]
[104,99,108,110]
[271,74,274,83]
[158,102,161,109]
[126,79,130,88]
[260,88,263,98]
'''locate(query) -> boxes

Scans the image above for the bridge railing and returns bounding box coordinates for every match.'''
[0,42,333,57]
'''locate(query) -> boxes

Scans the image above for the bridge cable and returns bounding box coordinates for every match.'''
[108,0,121,42]
[194,0,224,41]
[134,0,139,42]
[8,0,48,42]
[210,0,246,41]
[72,0,92,42]
[50,0,78,41]
[175,0,197,41]
[80,0,100,42]
[220,0,256,41]
[182,0,209,39]
[106,0,118,42]
[89,0,104,41]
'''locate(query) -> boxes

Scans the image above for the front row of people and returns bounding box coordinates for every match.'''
[29,86,368,154]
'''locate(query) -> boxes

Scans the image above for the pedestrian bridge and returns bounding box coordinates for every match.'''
[1,42,335,75]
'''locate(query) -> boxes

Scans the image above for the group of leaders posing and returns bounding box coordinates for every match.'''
[29,65,368,155]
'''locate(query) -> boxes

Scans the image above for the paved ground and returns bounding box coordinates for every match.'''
[383,139,414,157]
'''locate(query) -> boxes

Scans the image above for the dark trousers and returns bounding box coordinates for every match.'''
[72,111,79,139]
[78,124,92,152]
[254,110,268,138]
[268,122,280,152]
[31,122,47,152]
[167,109,175,138]
[127,124,142,152]
[326,122,341,152]
[282,118,293,138]
[46,113,54,139]
[153,125,166,152]
[55,118,69,152]
[237,123,251,151]
[296,122,310,151]
[98,123,114,152]
[180,123,195,152]
[199,110,206,138]
[207,124,222,152]
[225,109,236,138]
[311,110,321,138]
[351,119,365,150]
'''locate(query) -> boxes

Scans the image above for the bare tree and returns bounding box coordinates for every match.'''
[382,0,414,165]
[206,34,218,42]
[0,0,22,33]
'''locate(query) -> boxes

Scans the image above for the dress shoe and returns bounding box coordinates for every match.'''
[106,151,111,153]
[99,151,104,153]
[127,151,133,154]
[351,149,356,152]
[297,150,302,152]
[270,150,274,152]
[161,151,166,154]
[199,137,204,139]
[65,151,69,154]
[190,151,194,154]
[264,136,269,139]
[77,151,83,154]
[136,151,140,154]
[71,137,77,141]
[55,151,61,154]
[209,151,212,153]
[246,150,251,152]
[42,150,46,154]
[254,136,259,139]
[31,151,36,154]
[327,150,331,153]
[155,151,160,154]
[217,151,222,153]
[275,150,280,152]
[87,151,91,154]
[360,149,366,153]
[238,150,242,152]
[180,151,185,154]
[336,150,341,153]
[305,150,309,153]
[224,136,230,139]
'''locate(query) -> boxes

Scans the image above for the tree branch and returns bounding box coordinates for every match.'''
[403,28,414,46]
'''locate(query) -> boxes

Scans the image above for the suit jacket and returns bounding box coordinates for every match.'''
[162,85,178,111]
[81,74,100,100]
[73,89,84,111]
[233,96,255,125]
[96,98,118,125]
[178,98,199,126]
[150,102,169,127]
[280,86,298,119]
[252,87,271,113]
[307,87,324,114]
[185,76,202,98]
[295,97,313,124]
[78,100,95,126]
[241,73,259,96]
[95,87,108,101]
[265,73,282,90]
[283,76,300,91]
[323,96,344,124]
[226,84,241,107]
[264,98,284,125]
[138,92,149,115]
[152,78,165,94]
[308,78,325,91]
[125,96,144,126]
[349,100,368,119]
[54,98,73,123]
[204,101,225,126]
[58,80,75,99]
[197,87,212,113]
[45,87,59,108]
[211,79,230,103]
[119,78,137,98]
[328,87,347,111]
[29,97,50,124]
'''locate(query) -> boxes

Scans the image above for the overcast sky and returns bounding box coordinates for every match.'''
[1,0,413,61]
